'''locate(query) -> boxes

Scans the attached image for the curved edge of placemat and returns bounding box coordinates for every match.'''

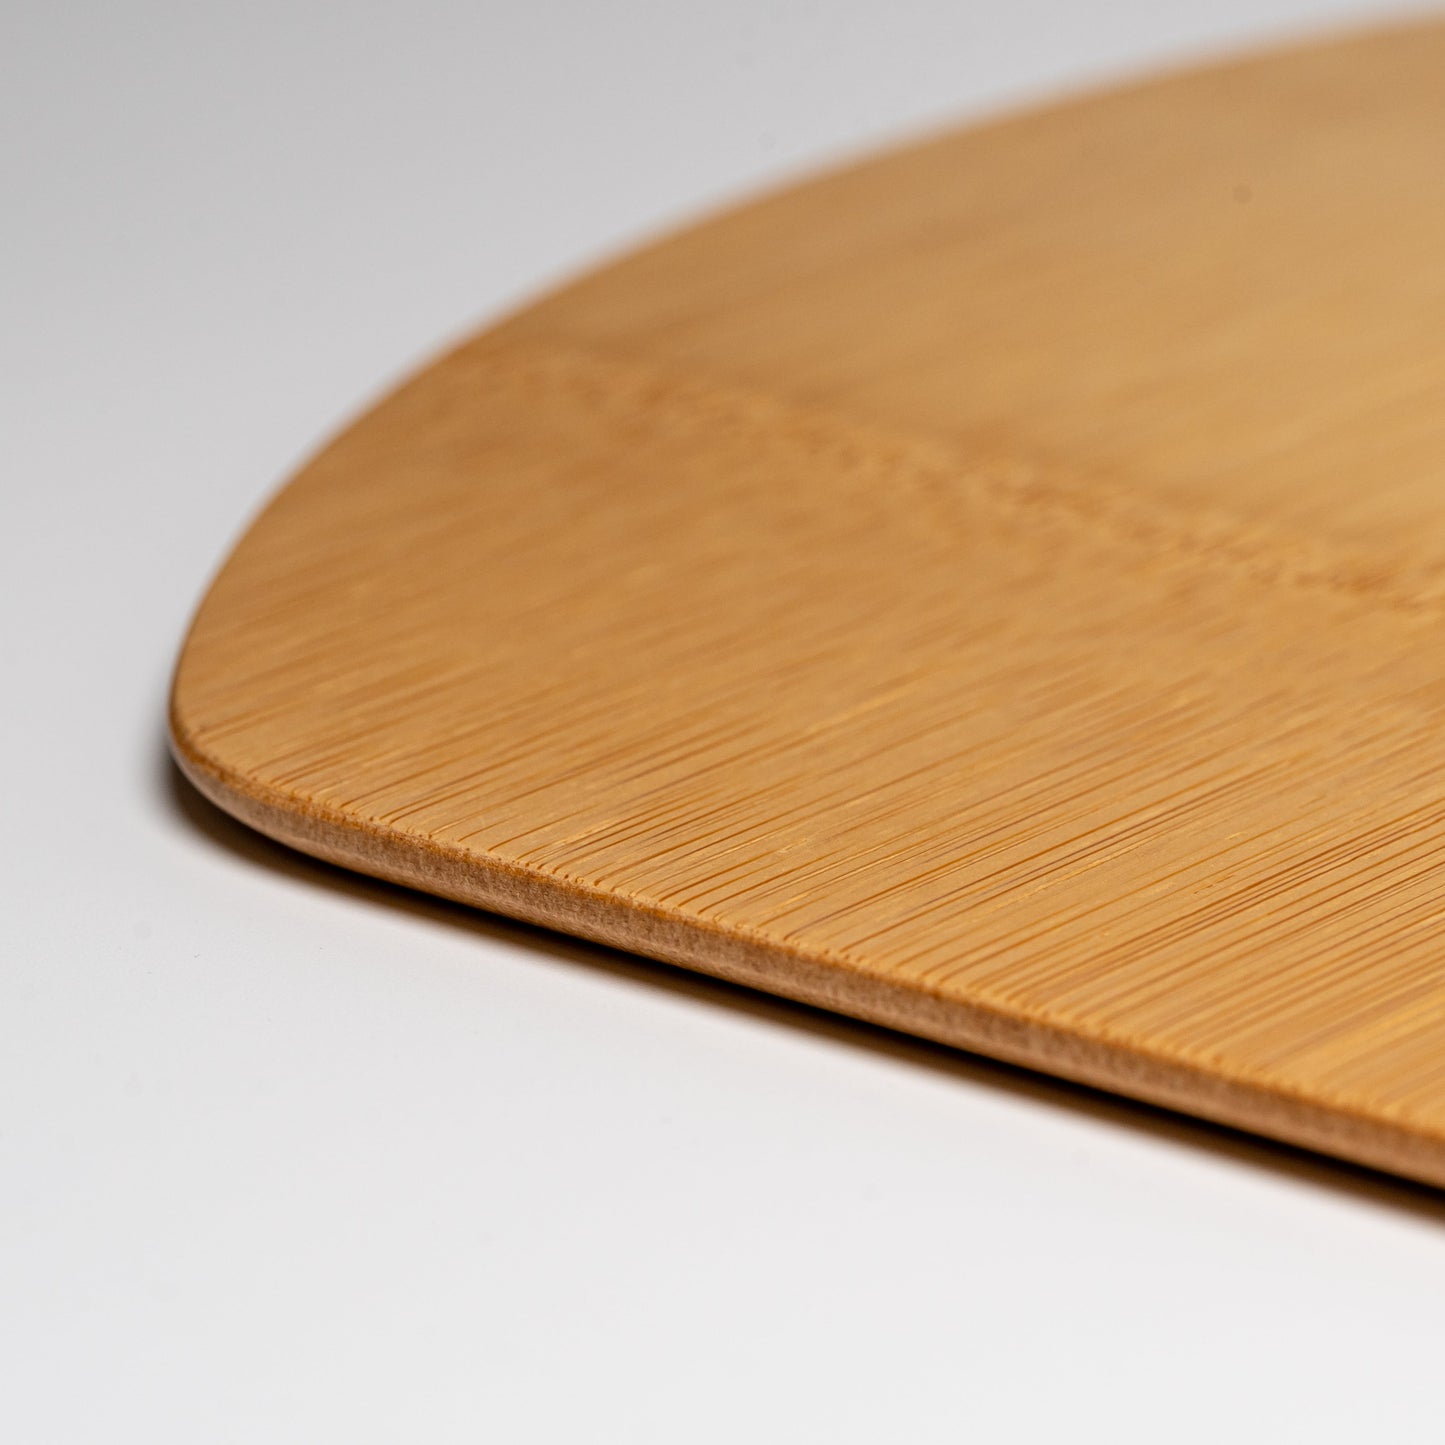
[169,696,1445,1192]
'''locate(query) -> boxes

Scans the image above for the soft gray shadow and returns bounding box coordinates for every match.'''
[159,741,1445,1225]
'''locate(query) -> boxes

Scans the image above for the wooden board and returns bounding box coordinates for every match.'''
[171,19,1445,1187]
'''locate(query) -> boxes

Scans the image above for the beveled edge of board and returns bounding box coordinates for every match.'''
[169,695,1445,1192]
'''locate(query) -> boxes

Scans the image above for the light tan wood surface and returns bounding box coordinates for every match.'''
[172,19,1445,1186]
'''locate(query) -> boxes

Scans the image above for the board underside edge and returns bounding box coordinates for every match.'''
[170,714,1445,1190]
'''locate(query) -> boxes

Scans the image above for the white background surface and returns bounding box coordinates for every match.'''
[5,2,1445,1440]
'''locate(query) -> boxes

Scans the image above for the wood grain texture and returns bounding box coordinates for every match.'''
[172,20,1445,1186]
